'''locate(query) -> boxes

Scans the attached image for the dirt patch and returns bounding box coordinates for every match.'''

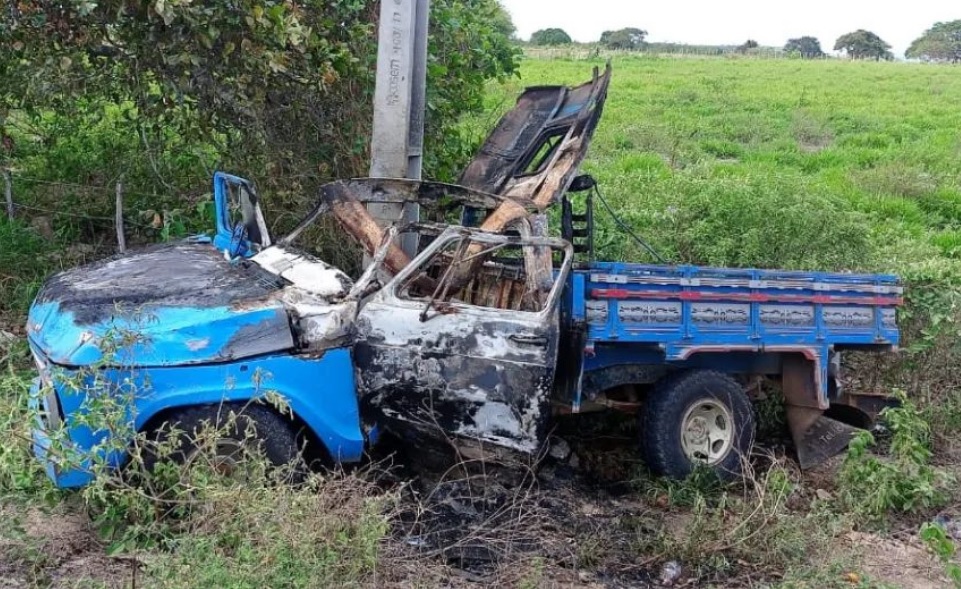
[48,554,136,589]
[0,505,137,589]
[846,531,949,589]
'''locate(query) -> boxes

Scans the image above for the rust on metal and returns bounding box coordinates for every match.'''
[289,66,611,283]
[781,354,859,469]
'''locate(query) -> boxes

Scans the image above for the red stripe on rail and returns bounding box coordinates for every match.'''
[590,289,903,306]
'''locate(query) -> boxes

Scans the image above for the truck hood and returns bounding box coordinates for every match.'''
[28,242,297,367]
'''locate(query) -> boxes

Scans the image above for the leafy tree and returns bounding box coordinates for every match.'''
[599,28,648,50]
[737,39,759,53]
[907,20,961,62]
[0,0,520,205]
[784,36,824,58]
[530,28,573,46]
[489,0,518,41]
[834,30,894,60]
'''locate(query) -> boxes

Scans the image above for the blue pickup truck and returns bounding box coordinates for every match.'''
[26,67,901,486]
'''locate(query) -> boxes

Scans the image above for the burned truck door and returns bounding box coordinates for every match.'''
[354,227,573,454]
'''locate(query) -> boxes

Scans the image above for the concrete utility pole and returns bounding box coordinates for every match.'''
[367,0,430,260]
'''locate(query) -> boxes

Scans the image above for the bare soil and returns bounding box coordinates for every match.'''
[846,531,948,589]
[0,506,136,589]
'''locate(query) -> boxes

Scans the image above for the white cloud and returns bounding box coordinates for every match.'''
[501,0,957,57]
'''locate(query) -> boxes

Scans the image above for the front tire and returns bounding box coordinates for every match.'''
[641,370,755,481]
[143,403,305,481]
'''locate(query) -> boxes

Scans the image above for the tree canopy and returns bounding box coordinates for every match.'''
[834,30,893,60]
[906,20,961,62]
[530,28,573,46]
[0,0,519,197]
[784,37,824,58]
[737,40,759,53]
[599,28,648,50]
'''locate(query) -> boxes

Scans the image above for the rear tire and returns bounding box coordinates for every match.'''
[641,370,755,481]
[143,403,305,482]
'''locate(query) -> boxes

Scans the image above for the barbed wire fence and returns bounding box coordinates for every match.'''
[1,168,196,253]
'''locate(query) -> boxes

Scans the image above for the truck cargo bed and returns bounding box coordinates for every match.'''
[572,263,900,358]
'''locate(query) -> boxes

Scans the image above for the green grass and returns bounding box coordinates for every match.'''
[476,55,961,276]
[4,53,961,587]
[0,220,60,321]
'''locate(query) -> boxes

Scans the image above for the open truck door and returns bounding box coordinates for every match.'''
[353,226,573,454]
[213,172,271,257]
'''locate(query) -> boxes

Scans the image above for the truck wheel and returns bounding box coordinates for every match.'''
[641,370,755,481]
[144,403,304,481]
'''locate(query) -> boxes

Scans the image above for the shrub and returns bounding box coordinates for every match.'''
[838,391,953,520]
[666,173,873,271]
[633,461,844,580]
[0,344,49,498]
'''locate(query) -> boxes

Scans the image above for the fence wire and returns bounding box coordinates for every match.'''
[2,170,200,230]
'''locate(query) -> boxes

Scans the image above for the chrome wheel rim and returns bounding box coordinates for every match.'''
[680,400,735,465]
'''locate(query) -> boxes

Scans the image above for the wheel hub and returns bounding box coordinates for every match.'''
[680,400,735,465]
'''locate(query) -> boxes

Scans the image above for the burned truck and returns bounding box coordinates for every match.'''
[28,66,901,487]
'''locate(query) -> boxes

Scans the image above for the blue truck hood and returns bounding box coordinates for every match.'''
[27,242,296,367]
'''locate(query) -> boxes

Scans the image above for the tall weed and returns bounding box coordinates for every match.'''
[838,392,953,520]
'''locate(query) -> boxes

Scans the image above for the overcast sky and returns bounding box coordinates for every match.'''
[500,0,957,57]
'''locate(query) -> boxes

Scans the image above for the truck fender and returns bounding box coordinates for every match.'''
[131,348,365,464]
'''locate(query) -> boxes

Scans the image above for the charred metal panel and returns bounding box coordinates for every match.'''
[356,343,554,452]
[35,242,284,325]
[353,227,571,455]
[355,301,558,453]
[475,64,611,232]
[28,300,295,367]
[581,364,669,400]
[252,246,353,299]
[458,86,566,194]
[459,65,612,200]
[28,242,301,367]
[278,289,357,352]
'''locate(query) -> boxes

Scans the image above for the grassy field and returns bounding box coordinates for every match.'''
[3,55,961,587]
[479,56,961,276]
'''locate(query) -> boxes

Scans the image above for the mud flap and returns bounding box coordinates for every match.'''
[782,354,860,470]
[785,406,861,470]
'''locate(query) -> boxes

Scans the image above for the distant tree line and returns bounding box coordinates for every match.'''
[528,20,961,63]
[529,27,648,49]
